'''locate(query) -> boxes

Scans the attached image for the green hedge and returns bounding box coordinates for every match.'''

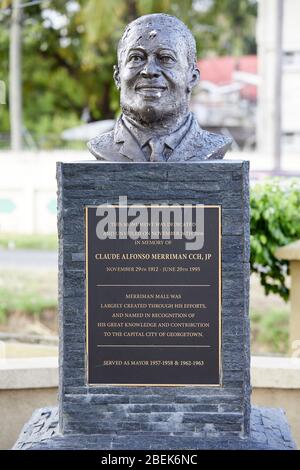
[250,178,300,301]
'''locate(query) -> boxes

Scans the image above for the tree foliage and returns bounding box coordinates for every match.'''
[250,179,300,301]
[0,0,257,148]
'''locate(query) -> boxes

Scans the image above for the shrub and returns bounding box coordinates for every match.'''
[250,309,289,354]
[250,178,300,301]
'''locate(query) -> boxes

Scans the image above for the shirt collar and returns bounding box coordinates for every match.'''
[121,113,193,150]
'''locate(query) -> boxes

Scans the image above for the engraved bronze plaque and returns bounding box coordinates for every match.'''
[86,205,221,386]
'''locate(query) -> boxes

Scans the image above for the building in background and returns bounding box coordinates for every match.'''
[257,0,300,167]
[191,55,258,150]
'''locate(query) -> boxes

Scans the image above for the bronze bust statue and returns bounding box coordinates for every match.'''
[88,13,232,162]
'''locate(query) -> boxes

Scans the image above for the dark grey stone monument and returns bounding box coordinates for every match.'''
[14,162,295,450]
[14,14,295,450]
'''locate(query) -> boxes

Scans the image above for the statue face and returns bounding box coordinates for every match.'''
[116,24,198,125]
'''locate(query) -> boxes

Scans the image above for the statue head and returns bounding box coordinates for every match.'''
[113,14,200,128]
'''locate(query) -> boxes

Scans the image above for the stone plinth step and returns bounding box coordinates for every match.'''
[13,406,296,450]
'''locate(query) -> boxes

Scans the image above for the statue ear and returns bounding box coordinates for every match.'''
[187,65,200,93]
[113,65,121,90]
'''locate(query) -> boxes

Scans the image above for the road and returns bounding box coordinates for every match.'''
[0,249,57,269]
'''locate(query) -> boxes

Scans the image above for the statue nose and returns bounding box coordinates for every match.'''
[140,59,160,78]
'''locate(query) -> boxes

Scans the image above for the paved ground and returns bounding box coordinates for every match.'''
[0,249,57,269]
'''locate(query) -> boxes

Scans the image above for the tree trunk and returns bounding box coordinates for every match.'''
[126,0,138,22]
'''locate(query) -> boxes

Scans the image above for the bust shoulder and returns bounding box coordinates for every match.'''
[199,129,233,160]
[87,130,118,161]
[170,115,232,161]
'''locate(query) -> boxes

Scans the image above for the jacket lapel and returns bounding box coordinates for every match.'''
[114,119,147,162]
[167,116,203,162]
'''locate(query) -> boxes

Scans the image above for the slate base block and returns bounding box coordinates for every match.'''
[13,406,296,450]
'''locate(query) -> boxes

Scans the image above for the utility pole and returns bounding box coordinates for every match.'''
[257,0,283,172]
[273,0,283,172]
[9,0,23,151]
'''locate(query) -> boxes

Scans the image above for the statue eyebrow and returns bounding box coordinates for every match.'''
[156,48,177,56]
[127,47,146,55]
[127,46,177,57]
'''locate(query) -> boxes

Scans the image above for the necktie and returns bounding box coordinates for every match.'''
[148,137,166,162]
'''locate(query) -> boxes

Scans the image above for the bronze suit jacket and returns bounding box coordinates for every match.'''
[87,113,232,162]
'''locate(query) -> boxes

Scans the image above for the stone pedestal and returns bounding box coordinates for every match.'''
[13,406,296,450]
[14,161,296,450]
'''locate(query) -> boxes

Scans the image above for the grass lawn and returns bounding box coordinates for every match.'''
[250,274,289,355]
[0,233,58,251]
[0,268,58,334]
